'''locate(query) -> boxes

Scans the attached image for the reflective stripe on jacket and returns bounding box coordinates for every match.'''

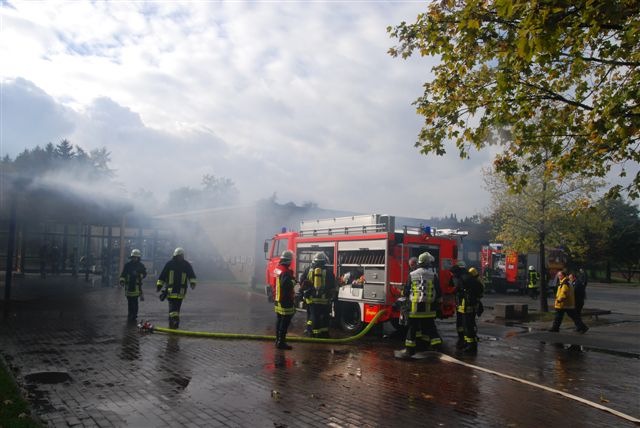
[406,267,438,318]
[120,260,147,297]
[528,271,539,289]
[307,267,330,305]
[274,264,295,316]
[157,257,197,300]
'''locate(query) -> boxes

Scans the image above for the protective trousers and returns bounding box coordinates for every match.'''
[276,313,293,346]
[405,317,442,351]
[308,303,330,337]
[456,311,478,347]
[168,298,183,329]
[126,296,139,322]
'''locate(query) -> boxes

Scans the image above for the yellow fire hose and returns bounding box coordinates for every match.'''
[151,309,387,344]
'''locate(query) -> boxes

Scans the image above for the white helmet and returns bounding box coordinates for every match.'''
[130,249,142,258]
[418,252,434,266]
[173,247,185,257]
[529,265,535,271]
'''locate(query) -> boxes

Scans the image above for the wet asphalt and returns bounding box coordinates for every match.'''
[0,276,638,427]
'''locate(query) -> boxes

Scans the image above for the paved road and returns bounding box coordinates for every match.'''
[1,277,639,427]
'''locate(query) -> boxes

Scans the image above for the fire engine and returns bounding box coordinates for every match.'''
[480,243,526,293]
[264,214,467,333]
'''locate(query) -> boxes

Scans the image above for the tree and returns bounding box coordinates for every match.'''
[388,0,640,199]
[600,199,640,282]
[485,163,604,311]
[55,139,75,159]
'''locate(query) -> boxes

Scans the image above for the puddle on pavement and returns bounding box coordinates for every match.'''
[24,371,72,384]
[162,375,191,390]
[541,341,640,359]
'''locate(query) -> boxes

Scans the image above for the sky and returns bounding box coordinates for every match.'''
[0,1,570,219]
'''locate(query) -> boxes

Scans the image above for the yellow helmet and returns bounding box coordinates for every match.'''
[468,267,479,277]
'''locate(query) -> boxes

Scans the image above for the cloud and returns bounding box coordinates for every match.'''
[0,78,76,153]
[0,2,497,218]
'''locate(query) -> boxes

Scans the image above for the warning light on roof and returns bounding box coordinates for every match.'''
[281,227,287,233]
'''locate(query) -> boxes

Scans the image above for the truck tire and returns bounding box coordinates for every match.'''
[339,302,364,333]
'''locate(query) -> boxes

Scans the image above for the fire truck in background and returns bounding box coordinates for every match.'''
[264,214,468,333]
[481,243,566,293]
[480,243,528,293]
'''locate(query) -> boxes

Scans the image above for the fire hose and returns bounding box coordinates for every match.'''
[144,309,387,344]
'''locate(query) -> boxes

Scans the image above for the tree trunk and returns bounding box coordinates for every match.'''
[539,233,549,312]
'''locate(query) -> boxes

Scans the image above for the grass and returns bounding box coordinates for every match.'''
[0,359,41,428]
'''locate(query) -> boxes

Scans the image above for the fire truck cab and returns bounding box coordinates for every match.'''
[264,214,467,333]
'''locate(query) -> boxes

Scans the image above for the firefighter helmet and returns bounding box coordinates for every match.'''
[313,252,328,266]
[456,260,466,268]
[280,250,293,265]
[173,247,185,257]
[418,252,434,266]
[468,267,479,277]
[529,265,535,271]
[130,249,142,258]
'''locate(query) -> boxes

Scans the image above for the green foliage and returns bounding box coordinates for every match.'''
[389,0,640,199]
[600,198,640,279]
[0,360,41,427]
[5,140,114,181]
[485,164,605,253]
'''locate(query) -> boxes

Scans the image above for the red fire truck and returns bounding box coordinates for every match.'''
[480,243,527,293]
[264,214,467,333]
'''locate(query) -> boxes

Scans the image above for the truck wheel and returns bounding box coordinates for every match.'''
[339,302,363,333]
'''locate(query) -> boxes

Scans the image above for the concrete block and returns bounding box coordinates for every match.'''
[494,303,514,319]
[513,304,528,318]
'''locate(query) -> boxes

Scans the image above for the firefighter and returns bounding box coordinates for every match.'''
[119,249,147,322]
[273,250,296,350]
[396,251,443,358]
[527,265,540,299]
[303,252,336,338]
[156,247,197,329]
[452,263,483,354]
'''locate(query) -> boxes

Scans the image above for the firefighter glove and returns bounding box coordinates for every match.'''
[119,280,125,287]
[159,289,168,301]
[156,284,162,292]
[190,282,196,290]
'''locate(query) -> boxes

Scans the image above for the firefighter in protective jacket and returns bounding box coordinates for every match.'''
[527,265,540,298]
[452,264,484,354]
[119,249,147,322]
[273,250,296,350]
[396,252,443,358]
[156,247,197,329]
[302,252,336,338]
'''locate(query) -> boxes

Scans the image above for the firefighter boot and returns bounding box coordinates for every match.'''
[394,348,415,359]
[462,342,478,355]
[275,331,293,350]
